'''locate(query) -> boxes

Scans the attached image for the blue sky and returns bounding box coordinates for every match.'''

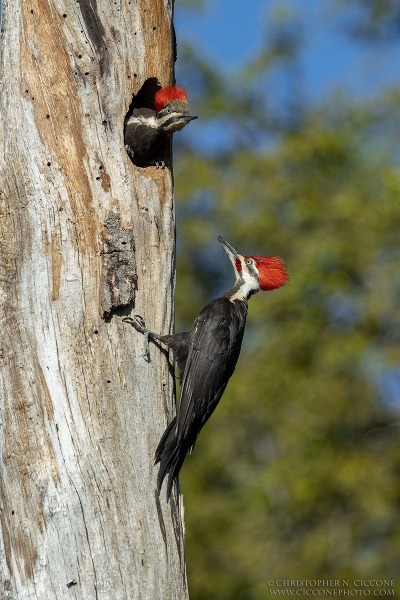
[174,1,400,412]
[175,0,400,103]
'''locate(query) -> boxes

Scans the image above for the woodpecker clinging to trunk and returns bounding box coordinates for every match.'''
[124,237,288,499]
[124,86,197,167]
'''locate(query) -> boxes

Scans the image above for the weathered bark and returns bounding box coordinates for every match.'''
[0,0,187,598]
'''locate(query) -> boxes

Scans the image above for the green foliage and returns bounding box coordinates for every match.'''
[336,0,400,40]
[173,4,400,598]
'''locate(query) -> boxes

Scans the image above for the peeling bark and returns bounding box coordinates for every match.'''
[0,0,187,598]
[101,211,136,319]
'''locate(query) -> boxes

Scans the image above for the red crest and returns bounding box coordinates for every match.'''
[154,86,188,112]
[246,256,288,291]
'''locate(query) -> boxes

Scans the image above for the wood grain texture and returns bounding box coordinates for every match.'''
[0,0,188,598]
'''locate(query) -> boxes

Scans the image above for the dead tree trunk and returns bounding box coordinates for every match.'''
[0,0,188,598]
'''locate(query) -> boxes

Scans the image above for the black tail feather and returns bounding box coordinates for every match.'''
[155,416,177,465]
[155,417,189,500]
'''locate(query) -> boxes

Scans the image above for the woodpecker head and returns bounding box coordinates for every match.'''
[218,236,288,301]
[154,86,198,132]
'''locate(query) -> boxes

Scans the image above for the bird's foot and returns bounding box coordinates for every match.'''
[125,144,135,159]
[123,315,156,360]
[142,331,150,361]
[144,159,166,169]
[123,315,147,334]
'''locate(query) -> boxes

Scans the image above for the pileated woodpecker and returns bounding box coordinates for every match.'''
[124,236,288,499]
[124,86,197,167]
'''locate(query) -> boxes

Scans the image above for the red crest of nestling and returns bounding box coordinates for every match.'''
[154,86,188,113]
[247,256,288,291]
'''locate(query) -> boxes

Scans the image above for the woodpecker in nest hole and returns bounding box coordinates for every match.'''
[124,86,197,168]
[124,237,288,499]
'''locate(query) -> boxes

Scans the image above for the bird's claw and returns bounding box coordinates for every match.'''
[124,147,165,169]
[123,315,151,360]
[134,315,147,331]
[123,314,147,333]
[144,159,166,169]
[125,144,135,159]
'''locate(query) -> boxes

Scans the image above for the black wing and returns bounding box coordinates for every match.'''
[155,297,247,498]
[176,297,247,447]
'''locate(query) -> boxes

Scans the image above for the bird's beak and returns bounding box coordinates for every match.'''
[181,114,198,122]
[217,236,242,261]
[166,113,198,132]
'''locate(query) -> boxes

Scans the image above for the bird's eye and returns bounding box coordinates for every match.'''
[166,107,171,114]
[245,258,253,265]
